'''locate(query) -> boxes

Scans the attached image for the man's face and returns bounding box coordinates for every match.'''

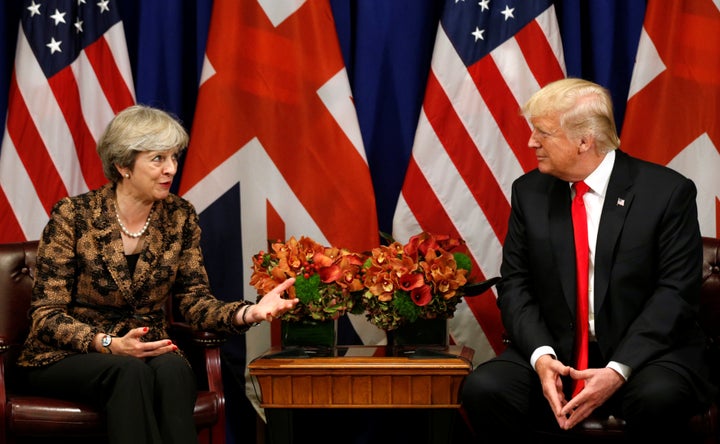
[528,115,580,181]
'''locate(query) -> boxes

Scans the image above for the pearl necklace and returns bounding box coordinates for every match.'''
[114,201,153,238]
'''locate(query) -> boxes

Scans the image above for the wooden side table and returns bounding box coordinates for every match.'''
[248,345,474,444]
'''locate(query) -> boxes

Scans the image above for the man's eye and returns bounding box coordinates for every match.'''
[532,127,555,138]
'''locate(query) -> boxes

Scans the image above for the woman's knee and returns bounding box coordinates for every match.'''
[149,353,196,391]
[107,356,156,387]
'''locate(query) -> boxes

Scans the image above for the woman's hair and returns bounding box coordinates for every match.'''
[522,78,621,153]
[97,104,189,183]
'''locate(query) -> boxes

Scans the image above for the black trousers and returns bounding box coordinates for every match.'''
[25,352,198,444]
[460,345,705,443]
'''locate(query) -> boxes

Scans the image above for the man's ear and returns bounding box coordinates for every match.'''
[577,135,595,154]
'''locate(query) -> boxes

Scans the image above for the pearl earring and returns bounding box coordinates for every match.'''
[124,173,130,178]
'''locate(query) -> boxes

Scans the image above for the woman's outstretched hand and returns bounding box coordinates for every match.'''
[241,277,298,325]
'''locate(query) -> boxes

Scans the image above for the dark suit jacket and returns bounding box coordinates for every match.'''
[497,150,712,399]
[18,183,247,368]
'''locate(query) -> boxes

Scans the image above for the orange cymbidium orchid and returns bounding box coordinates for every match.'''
[251,232,478,328]
[420,249,468,299]
[360,232,472,331]
[250,236,368,322]
[404,231,462,260]
[316,249,365,292]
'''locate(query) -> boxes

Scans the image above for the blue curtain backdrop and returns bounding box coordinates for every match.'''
[0,1,646,442]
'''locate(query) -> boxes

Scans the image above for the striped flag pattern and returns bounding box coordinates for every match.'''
[0,0,135,243]
[621,0,720,237]
[392,0,566,365]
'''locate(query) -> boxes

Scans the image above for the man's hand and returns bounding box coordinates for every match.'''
[559,367,625,429]
[535,354,571,428]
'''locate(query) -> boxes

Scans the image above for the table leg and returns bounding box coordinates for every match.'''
[265,408,293,444]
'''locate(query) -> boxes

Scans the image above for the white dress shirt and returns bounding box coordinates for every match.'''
[530,150,631,381]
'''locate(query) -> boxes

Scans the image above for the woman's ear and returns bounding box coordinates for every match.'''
[115,164,128,178]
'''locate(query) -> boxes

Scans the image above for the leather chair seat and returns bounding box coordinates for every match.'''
[6,391,221,436]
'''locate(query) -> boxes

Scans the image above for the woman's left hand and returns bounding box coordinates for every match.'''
[241,277,298,325]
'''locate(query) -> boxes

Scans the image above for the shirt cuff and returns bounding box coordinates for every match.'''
[530,346,557,370]
[607,361,631,381]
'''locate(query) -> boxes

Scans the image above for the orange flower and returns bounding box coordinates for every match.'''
[360,232,472,331]
[398,272,424,292]
[420,249,467,299]
[250,236,367,322]
[410,285,432,306]
[251,231,478,329]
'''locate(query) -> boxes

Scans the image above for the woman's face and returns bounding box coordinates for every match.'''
[125,148,179,202]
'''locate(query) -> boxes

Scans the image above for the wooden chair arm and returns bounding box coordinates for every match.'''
[167,321,227,437]
[168,322,227,348]
[1,349,8,444]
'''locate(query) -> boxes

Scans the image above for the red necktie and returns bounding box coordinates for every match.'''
[571,181,590,397]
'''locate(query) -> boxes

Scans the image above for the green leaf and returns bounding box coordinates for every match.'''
[379,231,396,245]
[392,291,421,323]
[454,252,472,272]
[294,274,321,305]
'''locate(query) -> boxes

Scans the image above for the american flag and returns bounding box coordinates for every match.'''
[621,0,720,238]
[392,0,565,365]
[178,0,382,411]
[0,0,135,243]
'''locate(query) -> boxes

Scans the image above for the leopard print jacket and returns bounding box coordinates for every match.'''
[18,183,248,367]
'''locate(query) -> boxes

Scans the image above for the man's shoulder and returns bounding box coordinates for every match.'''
[513,168,557,189]
[618,149,690,184]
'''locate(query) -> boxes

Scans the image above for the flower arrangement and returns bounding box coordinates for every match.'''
[250,236,366,322]
[360,232,473,331]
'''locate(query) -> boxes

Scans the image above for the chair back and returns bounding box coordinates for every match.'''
[700,236,720,383]
[0,241,38,357]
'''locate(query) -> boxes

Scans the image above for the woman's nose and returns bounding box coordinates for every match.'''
[164,159,177,175]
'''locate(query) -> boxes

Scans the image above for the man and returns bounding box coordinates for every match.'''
[461,78,715,441]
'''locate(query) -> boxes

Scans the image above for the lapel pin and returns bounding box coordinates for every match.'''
[617,198,625,207]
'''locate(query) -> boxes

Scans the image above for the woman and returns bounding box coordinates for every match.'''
[17,105,298,443]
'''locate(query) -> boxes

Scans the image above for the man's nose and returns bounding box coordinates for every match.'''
[528,134,541,149]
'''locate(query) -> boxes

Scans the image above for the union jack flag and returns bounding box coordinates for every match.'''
[178,0,381,410]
